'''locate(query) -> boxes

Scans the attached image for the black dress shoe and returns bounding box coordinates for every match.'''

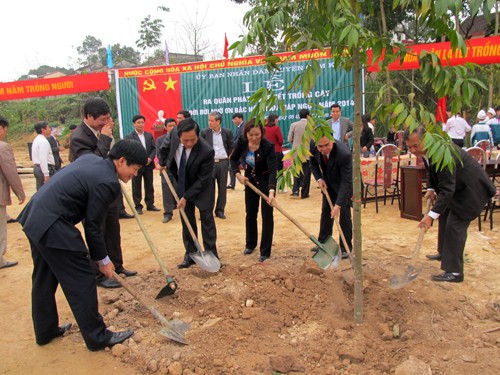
[37,323,72,346]
[97,278,122,288]
[227,185,235,190]
[136,208,143,215]
[119,211,134,219]
[243,248,254,255]
[301,195,310,199]
[215,212,226,219]
[6,218,17,223]
[431,272,464,283]
[162,215,172,223]
[147,206,161,212]
[259,256,269,262]
[177,259,194,269]
[426,253,442,261]
[116,267,138,277]
[0,260,18,269]
[108,329,134,346]
[341,251,349,259]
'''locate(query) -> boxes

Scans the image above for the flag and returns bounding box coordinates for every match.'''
[223,33,229,59]
[436,96,447,123]
[107,44,113,69]
[165,40,170,65]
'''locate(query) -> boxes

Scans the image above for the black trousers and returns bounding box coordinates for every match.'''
[102,199,123,269]
[438,208,471,274]
[181,201,218,257]
[33,164,56,191]
[292,161,311,198]
[451,138,465,148]
[132,165,155,210]
[213,159,229,214]
[30,239,112,350]
[245,186,274,257]
[318,193,352,252]
[160,172,175,216]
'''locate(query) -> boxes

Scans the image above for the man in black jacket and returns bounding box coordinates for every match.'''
[309,135,353,259]
[160,117,218,268]
[18,140,146,350]
[406,126,496,282]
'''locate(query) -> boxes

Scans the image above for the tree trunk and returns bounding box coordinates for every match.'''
[351,0,364,325]
[380,0,391,135]
[488,3,499,108]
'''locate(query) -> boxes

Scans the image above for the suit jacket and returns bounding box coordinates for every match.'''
[47,135,63,170]
[327,117,353,145]
[426,146,496,221]
[309,140,353,207]
[230,137,277,191]
[161,128,215,211]
[69,121,113,161]
[125,131,156,169]
[18,155,120,261]
[200,127,234,157]
[0,141,25,206]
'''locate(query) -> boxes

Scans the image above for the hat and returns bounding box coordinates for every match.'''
[487,107,496,116]
[477,110,487,120]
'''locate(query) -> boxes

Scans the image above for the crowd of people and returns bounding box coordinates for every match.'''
[0,99,496,352]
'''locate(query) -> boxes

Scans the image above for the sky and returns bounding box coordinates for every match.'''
[0,0,251,83]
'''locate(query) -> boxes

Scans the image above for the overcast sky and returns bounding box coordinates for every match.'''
[0,0,251,82]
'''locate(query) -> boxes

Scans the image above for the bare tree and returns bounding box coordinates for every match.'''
[178,2,211,57]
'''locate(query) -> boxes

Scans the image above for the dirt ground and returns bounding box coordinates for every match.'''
[1,146,499,375]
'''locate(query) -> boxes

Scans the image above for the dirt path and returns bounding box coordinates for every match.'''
[1,148,499,374]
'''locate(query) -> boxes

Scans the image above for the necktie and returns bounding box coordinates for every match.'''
[322,154,328,165]
[177,147,187,196]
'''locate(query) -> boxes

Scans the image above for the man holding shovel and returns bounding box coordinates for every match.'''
[309,134,353,259]
[405,126,495,283]
[17,140,147,350]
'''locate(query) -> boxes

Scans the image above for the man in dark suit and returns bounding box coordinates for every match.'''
[327,104,353,145]
[125,114,160,214]
[17,140,146,350]
[405,126,496,282]
[309,134,353,258]
[201,111,234,219]
[228,113,245,189]
[47,127,63,171]
[70,97,136,287]
[159,117,218,268]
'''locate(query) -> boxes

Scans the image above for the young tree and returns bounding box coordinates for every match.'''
[136,15,165,58]
[232,0,488,323]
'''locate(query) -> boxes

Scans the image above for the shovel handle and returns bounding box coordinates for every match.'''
[161,169,205,255]
[120,182,174,281]
[244,180,314,238]
[319,186,351,252]
[409,199,432,266]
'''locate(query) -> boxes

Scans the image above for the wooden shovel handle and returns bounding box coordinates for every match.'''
[319,185,351,253]
[244,180,314,238]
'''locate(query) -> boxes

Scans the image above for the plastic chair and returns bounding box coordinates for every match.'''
[362,144,401,213]
[483,153,500,229]
[475,140,492,160]
[466,147,491,230]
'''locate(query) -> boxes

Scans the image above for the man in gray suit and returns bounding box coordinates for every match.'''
[288,108,311,199]
[406,126,496,283]
[201,111,234,219]
[0,117,25,269]
[327,104,353,145]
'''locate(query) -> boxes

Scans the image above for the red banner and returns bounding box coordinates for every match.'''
[136,74,182,133]
[0,72,110,101]
[368,36,500,72]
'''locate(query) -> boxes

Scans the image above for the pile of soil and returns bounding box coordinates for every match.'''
[1,146,498,374]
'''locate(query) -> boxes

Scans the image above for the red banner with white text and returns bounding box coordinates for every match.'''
[0,72,110,101]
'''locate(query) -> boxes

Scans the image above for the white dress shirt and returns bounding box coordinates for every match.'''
[31,134,54,176]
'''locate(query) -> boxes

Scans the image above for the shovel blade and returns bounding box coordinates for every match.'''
[189,251,221,273]
[389,266,419,289]
[311,236,340,269]
[155,277,178,299]
[159,319,190,345]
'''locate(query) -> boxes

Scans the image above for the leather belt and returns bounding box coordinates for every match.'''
[214,158,228,163]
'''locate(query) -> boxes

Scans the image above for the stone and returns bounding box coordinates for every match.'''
[113,300,125,311]
[334,329,349,339]
[172,351,181,361]
[461,354,477,363]
[102,295,119,304]
[269,355,305,373]
[107,308,119,319]
[213,358,224,366]
[338,344,365,364]
[245,299,254,307]
[284,278,295,292]
[148,359,158,373]
[168,361,183,375]
[401,330,416,341]
[394,356,431,375]
[111,343,127,357]
[203,317,222,328]
[302,259,323,275]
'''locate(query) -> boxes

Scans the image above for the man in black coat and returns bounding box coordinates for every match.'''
[69,97,136,287]
[200,111,234,219]
[125,114,160,214]
[160,117,218,268]
[17,140,146,350]
[309,135,353,258]
[405,126,496,282]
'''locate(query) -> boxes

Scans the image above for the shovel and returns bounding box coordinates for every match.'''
[161,170,220,273]
[320,185,354,267]
[244,180,340,269]
[112,272,188,345]
[389,199,432,289]
[120,182,178,299]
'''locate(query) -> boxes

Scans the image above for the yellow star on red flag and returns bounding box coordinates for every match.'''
[164,77,177,91]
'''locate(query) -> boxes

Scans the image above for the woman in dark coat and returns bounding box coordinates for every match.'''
[230,118,277,262]
[360,114,375,157]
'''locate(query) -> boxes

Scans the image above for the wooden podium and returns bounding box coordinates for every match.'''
[400,165,426,220]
